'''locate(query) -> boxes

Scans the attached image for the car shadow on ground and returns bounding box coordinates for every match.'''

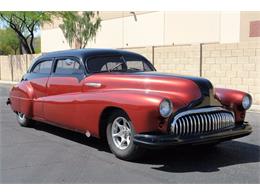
[142,142,260,173]
[33,121,110,152]
[33,121,260,173]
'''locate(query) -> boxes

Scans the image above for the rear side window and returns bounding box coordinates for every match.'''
[55,58,84,74]
[124,56,153,72]
[87,55,154,73]
[126,60,151,71]
[87,56,126,73]
[31,60,53,74]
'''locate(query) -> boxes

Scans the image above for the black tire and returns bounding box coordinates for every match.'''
[16,112,33,127]
[106,110,144,161]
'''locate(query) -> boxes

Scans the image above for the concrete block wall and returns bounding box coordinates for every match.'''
[202,41,260,105]
[0,42,259,104]
[153,45,200,76]
[120,46,154,63]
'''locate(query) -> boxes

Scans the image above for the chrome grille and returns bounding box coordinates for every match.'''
[170,107,235,136]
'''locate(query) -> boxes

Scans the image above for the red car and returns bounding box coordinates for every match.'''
[7,49,252,160]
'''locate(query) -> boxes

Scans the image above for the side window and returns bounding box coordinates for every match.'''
[31,60,53,74]
[55,58,84,75]
[124,56,153,72]
[87,56,125,73]
[126,61,145,70]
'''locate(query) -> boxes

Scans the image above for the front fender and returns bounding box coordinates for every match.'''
[75,91,170,137]
[215,88,251,122]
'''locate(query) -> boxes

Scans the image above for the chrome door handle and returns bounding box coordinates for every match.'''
[85,82,102,88]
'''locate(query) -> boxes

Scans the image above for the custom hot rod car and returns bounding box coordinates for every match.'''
[7,49,252,160]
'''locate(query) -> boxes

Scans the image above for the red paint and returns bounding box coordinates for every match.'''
[215,88,249,122]
[9,73,251,138]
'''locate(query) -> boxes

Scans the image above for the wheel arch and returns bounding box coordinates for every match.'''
[99,106,129,140]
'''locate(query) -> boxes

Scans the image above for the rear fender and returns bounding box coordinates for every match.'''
[9,81,34,117]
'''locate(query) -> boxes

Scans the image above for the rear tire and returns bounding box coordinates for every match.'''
[106,110,144,161]
[16,112,33,127]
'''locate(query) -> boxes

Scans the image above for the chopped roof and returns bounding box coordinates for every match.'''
[40,48,144,61]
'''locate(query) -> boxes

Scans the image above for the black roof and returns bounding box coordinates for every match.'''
[39,48,146,61]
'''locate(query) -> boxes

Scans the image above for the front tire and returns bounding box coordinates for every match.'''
[16,112,33,127]
[106,110,144,161]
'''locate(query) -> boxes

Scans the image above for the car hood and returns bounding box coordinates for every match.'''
[86,71,218,108]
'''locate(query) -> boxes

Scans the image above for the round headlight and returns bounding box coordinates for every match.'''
[159,99,173,118]
[242,95,252,110]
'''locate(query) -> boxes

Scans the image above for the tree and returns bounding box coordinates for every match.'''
[0,11,52,54]
[59,12,101,49]
[0,28,19,55]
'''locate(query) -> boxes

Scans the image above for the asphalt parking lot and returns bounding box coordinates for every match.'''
[0,83,259,183]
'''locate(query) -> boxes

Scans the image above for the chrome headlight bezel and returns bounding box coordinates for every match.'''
[159,99,173,118]
[242,95,252,110]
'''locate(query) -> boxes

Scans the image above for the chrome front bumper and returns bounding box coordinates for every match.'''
[133,122,252,148]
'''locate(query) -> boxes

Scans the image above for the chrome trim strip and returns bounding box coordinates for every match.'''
[219,113,223,129]
[176,121,179,134]
[189,116,193,134]
[212,114,215,130]
[207,114,211,131]
[196,115,200,134]
[200,115,204,133]
[179,119,182,134]
[224,113,228,127]
[192,115,196,134]
[85,82,102,88]
[182,118,186,135]
[185,117,190,135]
[216,113,219,130]
[203,114,208,132]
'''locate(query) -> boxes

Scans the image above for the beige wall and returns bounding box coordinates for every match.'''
[164,11,240,45]
[240,11,260,42]
[0,54,40,82]
[42,11,253,52]
[41,28,70,52]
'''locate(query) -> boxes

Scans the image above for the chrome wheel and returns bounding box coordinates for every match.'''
[111,117,132,150]
[17,112,25,121]
[16,112,33,127]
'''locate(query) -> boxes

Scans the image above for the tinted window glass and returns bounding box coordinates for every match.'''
[87,56,153,73]
[87,56,125,73]
[125,60,151,71]
[32,60,52,74]
[55,59,84,74]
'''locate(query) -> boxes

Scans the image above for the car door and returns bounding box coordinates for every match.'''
[44,57,86,129]
[22,59,53,119]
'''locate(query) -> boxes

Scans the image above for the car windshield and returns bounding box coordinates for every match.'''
[86,56,154,73]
